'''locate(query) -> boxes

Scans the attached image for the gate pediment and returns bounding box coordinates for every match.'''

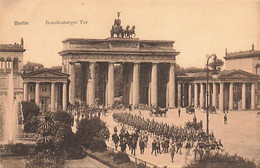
[22,68,69,78]
[220,70,257,79]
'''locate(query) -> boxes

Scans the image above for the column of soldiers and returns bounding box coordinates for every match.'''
[112,112,224,162]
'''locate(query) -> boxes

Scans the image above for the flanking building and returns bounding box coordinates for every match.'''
[177,45,260,111]
[22,69,69,112]
[0,38,25,100]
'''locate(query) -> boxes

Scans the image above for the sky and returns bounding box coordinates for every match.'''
[0,0,259,68]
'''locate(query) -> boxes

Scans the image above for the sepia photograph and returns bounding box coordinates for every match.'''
[0,0,259,167]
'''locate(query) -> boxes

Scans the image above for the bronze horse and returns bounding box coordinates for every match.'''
[110,25,135,38]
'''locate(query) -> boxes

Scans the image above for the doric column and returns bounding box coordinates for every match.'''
[3,61,6,71]
[194,83,198,108]
[188,83,192,106]
[23,82,28,101]
[219,83,224,111]
[35,82,40,106]
[242,83,246,110]
[132,63,140,106]
[69,62,75,105]
[151,63,158,106]
[251,83,255,110]
[200,83,204,108]
[212,82,217,107]
[107,62,114,106]
[229,83,234,110]
[51,82,55,112]
[178,83,181,107]
[168,63,176,108]
[88,62,96,106]
[62,82,67,111]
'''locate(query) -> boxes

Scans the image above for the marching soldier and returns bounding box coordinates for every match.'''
[170,143,176,163]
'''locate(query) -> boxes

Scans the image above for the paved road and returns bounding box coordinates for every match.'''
[66,156,109,168]
[101,108,260,167]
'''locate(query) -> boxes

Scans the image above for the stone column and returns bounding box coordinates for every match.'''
[107,62,114,106]
[242,83,246,110]
[188,83,192,106]
[35,82,40,106]
[2,61,6,71]
[219,83,224,111]
[200,83,204,108]
[88,62,96,106]
[51,82,55,112]
[178,83,181,107]
[168,63,176,108]
[212,83,217,107]
[23,82,28,101]
[151,63,158,106]
[132,63,140,106]
[229,83,234,110]
[251,83,255,110]
[194,83,198,108]
[62,82,67,111]
[69,63,75,105]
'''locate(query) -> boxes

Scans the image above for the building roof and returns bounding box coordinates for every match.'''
[178,69,259,83]
[224,46,260,60]
[22,68,69,82]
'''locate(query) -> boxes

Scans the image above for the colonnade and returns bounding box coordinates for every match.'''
[67,61,176,108]
[177,82,256,110]
[23,81,67,111]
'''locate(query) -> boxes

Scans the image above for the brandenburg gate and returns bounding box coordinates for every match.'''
[59,15,179,108]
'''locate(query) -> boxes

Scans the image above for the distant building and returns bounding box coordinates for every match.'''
[224,44,260,75]
[0,38,25,100]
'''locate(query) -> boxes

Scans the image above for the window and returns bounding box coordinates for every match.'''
[13,58,19,71]
[41,86,47,92]
[29,85,35,92]
[0,58,4,69]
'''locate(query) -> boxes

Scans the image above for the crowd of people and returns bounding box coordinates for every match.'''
[112,112,224,162]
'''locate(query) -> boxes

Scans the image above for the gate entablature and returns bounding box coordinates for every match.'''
[59,37,179,63]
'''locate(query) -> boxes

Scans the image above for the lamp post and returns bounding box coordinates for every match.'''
[206,54,218,137]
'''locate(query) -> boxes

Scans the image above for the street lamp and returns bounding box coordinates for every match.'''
[206,54,218,137]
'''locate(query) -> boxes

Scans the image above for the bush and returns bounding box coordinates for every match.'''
[53,111,73,126]
[75,117,109,150]
[137,162,148,168]
[67,144,85,159]
[22,101,40,133]
[0,143,36,156]
[88,138,107,152]
[113,152,130,164]
[26,150,65,168]
[184,152,258,168]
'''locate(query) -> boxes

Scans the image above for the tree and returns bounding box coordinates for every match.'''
[37,112,57,150]
[21,101,40,133]
[208,58,224,71]
[23,61,44,72]
[50,66,62,72]
[184,66,205,73]
[175,64,186,76]
[75,117,109,152]
[53,111,73,126]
